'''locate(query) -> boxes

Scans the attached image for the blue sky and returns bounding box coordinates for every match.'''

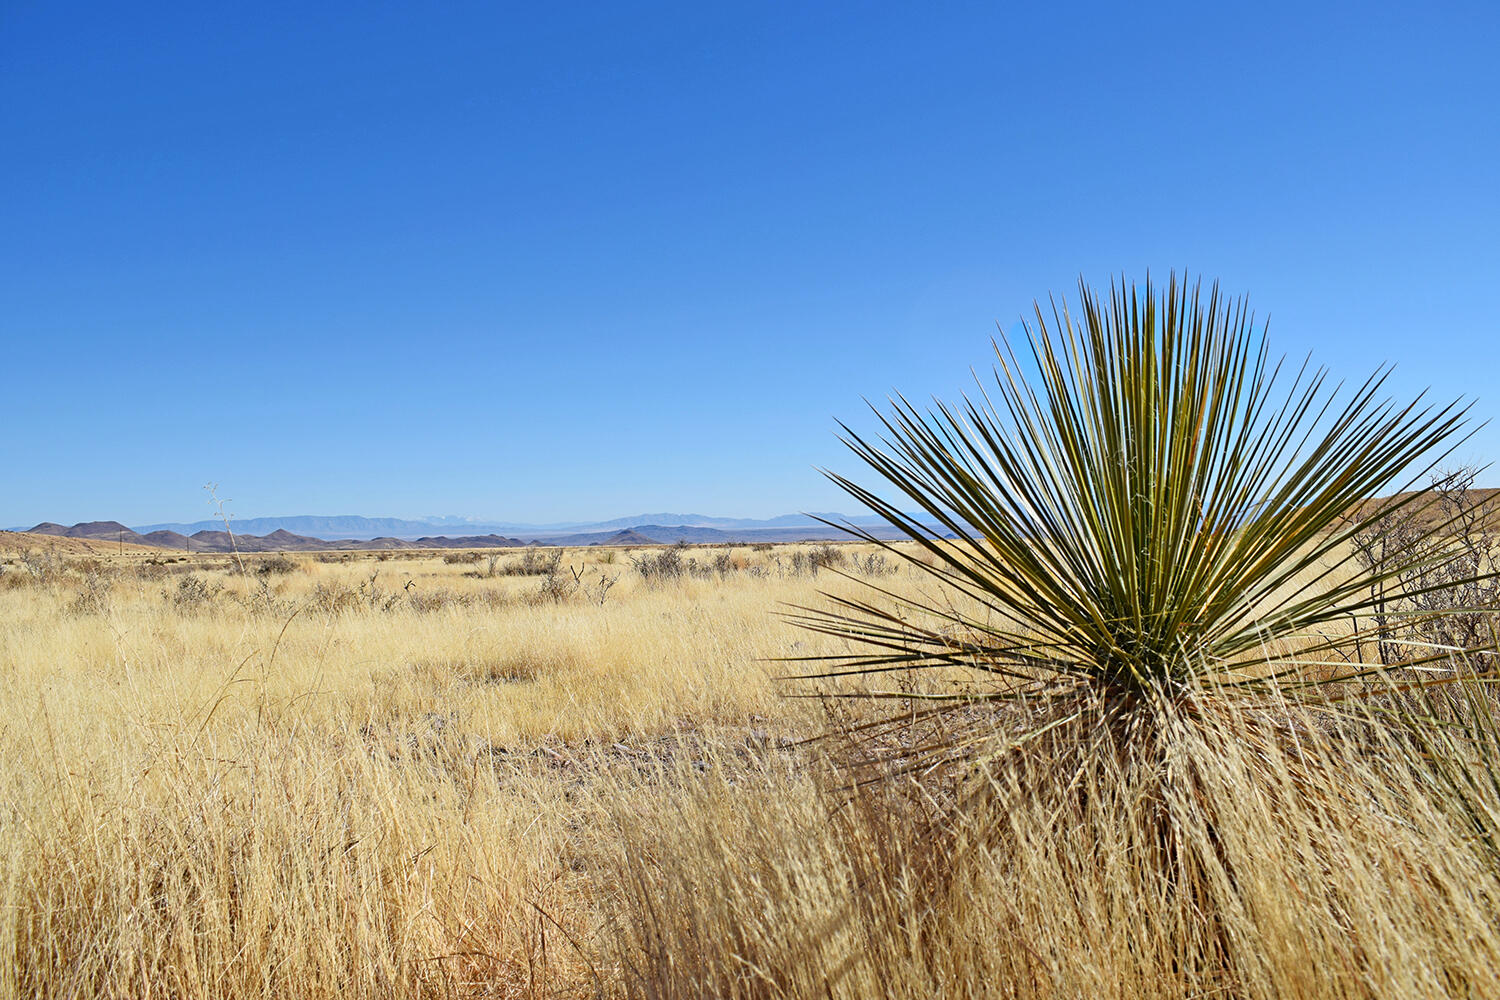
[2,1,1496,526]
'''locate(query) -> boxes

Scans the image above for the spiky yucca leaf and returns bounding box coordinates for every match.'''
[791,275,1491,765]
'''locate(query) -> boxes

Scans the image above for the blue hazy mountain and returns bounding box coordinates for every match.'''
[129,512,908,541]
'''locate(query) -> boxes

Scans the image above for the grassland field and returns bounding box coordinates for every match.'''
[4,535,1500,999]
[0,538,942,997]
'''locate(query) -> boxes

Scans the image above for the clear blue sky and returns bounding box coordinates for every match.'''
[3,1,1496,527]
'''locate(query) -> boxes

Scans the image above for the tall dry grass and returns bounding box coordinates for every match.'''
[2,542,1499,997]
[602,693,1500,999]
[0,543,890,997]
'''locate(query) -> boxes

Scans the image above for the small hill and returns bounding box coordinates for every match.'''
[28,521,159,547]
[62,520,136,539]
[261,529,307,546]
[0,530,165,555]
[592,530,658,546]
[140,530,195,548]
[1345,487,1500,526]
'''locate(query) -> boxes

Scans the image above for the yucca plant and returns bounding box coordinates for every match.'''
[790,274,1496,777]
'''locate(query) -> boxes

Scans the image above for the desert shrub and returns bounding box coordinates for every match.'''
[632,545,686,585]
[534,561,592,603]
[591,571,620,605]
[130,560,174,581]
[308,573,400,615]
[446,551,509,577]
[405,588,471,613]
[68,572,112,616]
[17,549,59,585]
[244,580,295,618]
[849,551,895,576]
[169,574,223,612]
[786,544,845,577]
[537,572,575,603]
[406,587,511,613]
[517,547,563,576]
[255,554,299,577]
[473,588,511,610]
[308,581,361,615]
[673,552,740,580]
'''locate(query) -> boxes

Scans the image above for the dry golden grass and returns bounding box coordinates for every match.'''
[2,540,1498,998]
[0,542,895,997]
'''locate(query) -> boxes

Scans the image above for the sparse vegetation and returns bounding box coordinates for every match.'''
[3,518,1500,997]
[631,543,686,584]
[0,539,893,997]
[169,573,223,612]
[518,547,564,577]
[254,553,300,577]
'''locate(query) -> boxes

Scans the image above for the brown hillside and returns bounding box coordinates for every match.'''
[0,531,166,555]
[1344,487,1500,526]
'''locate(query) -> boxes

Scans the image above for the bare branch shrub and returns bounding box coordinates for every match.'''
[1348,466,1500,668]
[593,571,620,605]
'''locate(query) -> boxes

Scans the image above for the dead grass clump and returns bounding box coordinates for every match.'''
[66,556,107,576]
[601,701,1500,999]
[308,573,401,615]
[405,587,469,613]
[412,652,551,687]
[0,726,572,998]
[67,572,113,616]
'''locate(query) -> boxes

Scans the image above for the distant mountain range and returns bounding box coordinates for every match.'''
[19,521,529,552]
[13,513,947,552]
[126,512,902,540]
